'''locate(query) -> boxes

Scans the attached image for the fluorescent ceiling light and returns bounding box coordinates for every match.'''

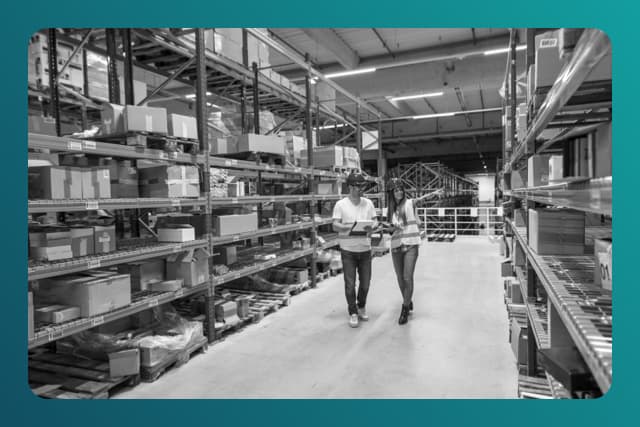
[411,112,455,120]
[483,45,526,56]
[185,91,212,99]
[317,123,348,130]
[390,91,443,102]
[325,68,376,79]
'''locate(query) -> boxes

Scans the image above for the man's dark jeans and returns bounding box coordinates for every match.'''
[341,249,372,315]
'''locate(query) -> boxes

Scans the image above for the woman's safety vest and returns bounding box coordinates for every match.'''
[391,199,421,248]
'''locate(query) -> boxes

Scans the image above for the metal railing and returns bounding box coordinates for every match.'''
[416,207,504,236]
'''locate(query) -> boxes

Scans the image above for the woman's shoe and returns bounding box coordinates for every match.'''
[409,301,413,312]
[398,305,409,325]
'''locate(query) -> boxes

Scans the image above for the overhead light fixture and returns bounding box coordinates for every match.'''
[185,91,212,99]
[411,112,455,120]
[483,45,526,56]
[325,67,376,79]
[316,123,348,130]
[390,91,443,102]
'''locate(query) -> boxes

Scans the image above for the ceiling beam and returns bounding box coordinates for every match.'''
[454,87,473,127]
[371,29,395,58]
[301,29,360,70]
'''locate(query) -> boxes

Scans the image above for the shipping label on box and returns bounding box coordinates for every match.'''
[93,225,117,254]
[70,227,95,257]
[124,105,168,134]
[168,114,198,140]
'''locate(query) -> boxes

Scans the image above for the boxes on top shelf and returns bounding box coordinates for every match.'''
[528,208,585,255]
[236,133,286,156]
[168,114,198,140]
[100,104,168,135]
[139,165,200,198]
[300,146,343,169]
[528,154,551,187]
[28,166,83,200]
[213,213,258,237]
[548,155,564,182]
[35,305,81,324]
[535,31,563,91]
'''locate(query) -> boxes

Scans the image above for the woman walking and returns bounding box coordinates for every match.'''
[387,178,422,325]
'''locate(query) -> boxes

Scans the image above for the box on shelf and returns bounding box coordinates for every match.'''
[535,31,563,91]
[228,182,245,197]
[236,134,285,156]
[213,245,237,265]
[301,146,343,169]
[508,168,527,190]
[117,259,165,292]
[28,166,83,200]
[100,103,126,135]
[28,115,58,136]
[69,227,95,258]
[38,271,132,317]
[210,137,236,155]
[501,259,513,277]
[108,348,140,378]
[548,155,564,182]
[215,301,237,322]
[124,105,168,134]
[282,134,306,164]
[236,295,251,318]
[213,213,258,236]
[528,208,585,255]
[29,227,73,261]
[168,114,198,140]
[312,181,338,195]
[158,225,196,243]
[103,159,138,198]
[118,78,148,106]
[510,320,528,365]
[150,279,183,292]
[510,280,523,304]
[166,248,211,287]
[343,147,360,168]
[81,167,111,199]
[156,214,209,238]
[34,305,81,324]
[139,165,200,198]
[138,342,170,367]
[93,225,117,254]
[528,154,551,187]
[593,237,612,290]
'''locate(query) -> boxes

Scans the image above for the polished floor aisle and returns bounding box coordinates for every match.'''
[117,237,517,398]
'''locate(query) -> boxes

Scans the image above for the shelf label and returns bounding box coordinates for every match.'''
[158,152,169,160]
[231,198,238,204]
[175,289,184,298]
[83,140,96,150]
[87,259,101,269]
[91,316,105,327]
[232,235,240,242]
[231,159,238,165]
[47,329,64,342]
[85,200,99,210]
[172,246,182,253]
[171,199,181,207]
[224,160,232,167]
[148,299,159,308]
[66,140,83,151]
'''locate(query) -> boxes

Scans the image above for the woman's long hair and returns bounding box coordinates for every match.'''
[388,188,408,226]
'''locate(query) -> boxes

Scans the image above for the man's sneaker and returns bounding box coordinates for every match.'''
[357,307,369,321]
[349,314,359,328]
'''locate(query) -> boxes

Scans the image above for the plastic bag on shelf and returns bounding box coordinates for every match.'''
[135,305,204,352]
[55,330,138,361]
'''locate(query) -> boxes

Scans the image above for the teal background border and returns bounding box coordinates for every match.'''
[1,0,634,425]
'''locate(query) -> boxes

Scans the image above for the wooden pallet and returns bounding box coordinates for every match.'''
[140,336,208,382]
[216,151,285,166]
[92,132,199,154]
[29,352,140,399]
[287,280,311,295]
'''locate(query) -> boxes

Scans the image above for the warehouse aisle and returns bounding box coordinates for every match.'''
[116,237,517,398]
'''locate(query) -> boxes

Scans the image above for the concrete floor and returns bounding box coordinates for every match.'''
[116,237,518,399]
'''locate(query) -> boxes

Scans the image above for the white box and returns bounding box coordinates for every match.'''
[549,155,564,182]
[158,226,195,242]
[228,182,245,197]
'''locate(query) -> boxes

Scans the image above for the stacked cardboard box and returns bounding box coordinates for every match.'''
[102,159,139,198]
[510,319,528,365]
[93,225,117,254]
[101,104,168,135]
[528,208,585,255]
[35,305,81,324]
[28,166,83,199]
[593,237,612,290]
[158,225,196,242]
[82,167,111,199]
[168,114,198,140]
[213,213,258,236]
[300,146,343,169]
[29,226,73,261]
[69,226,94,257]
[343,147,360,168]
[167,248,211,287]
[156,213,210,238]
[118,259,165,292]
[139,165,200,198]
[29,34,84,92]
[38,271,132,317]
[215,301,237,322]
[528,154,551,187]
[236,133,285,156]
[213,246,237,265]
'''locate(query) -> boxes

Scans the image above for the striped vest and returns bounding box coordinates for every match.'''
[390,199,421,248]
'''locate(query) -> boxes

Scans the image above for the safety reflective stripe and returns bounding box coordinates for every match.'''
[391,199,421,248]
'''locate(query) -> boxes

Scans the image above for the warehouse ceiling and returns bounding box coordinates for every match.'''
[269,28,527,174]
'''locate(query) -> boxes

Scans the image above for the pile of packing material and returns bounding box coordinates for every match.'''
[209,167,230,198]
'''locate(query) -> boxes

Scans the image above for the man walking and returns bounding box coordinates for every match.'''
[332,172,378,328]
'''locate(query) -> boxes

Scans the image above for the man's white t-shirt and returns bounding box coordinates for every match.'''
[332,196,377,253]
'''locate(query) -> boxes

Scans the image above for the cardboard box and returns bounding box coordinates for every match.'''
[30,246,74,261]
[158,226,196,242]
[166,248,211,287]
[156,214,209,238]
[312,181,337,195]
[139,343,171,367]
[215,301,237,321]
[236,295,251,318]
[150,279,183,292]
[29,227,72,248]
[28,166,83,199]
[343,147,360,168]
[501,260,513,277]
[39,272,131,317]
[28,292,34,340]
[593,237,612,290]
[139,165,200,198]
[548,155,564,182]
[102,159,138,198]
[301,146,343,168]
[510,320,528,365]
[535,31,563,90]
[93,225,117,254]
[528,208,585,255]
[69,227,94,257]
[118,259,165,292]
[528,154,551,187]
[213,213,258,236]
[35,305,81,324]
[236,134,285,156]
[168,114,198,140]
[514,209,527,227]
[82,167,111,199]
[28,115,58,136]
[510,280,523,304]
[213,246,237,265]
[210,137,236,155]
[101,103,126,135]
[108,348,140,377]
[124,105,168,134]
[228,182,245,197]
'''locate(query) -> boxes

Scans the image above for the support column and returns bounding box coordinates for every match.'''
[47,29,61,137]
[356,104,362,169]
[241,29,248,134]
[252,62,260,134]
[121,29,134,105]
[105,29,120,104]
[305,65,317,288]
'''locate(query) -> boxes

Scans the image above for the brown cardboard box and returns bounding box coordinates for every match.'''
[35,305,81,324]
[168,114,198,139]
[501,260,513,277]
[156,214,209,238]
[28,166,83,199]
[82,167,112,199]
[158,226,196,242]
[312,181,338,195]
[514,209,527,227]
[210,137,236,155]
[236,134,285,156]
[139,165,200,198]
[69,227,94,257]
[215,301,237,321]
[138,343,171,367]
[510,280,523,304]
[593,237,612,289]
[38,271,131,317]
[118,259,165,292]
[93,225,117,254]
[213,213,258,236]
[124,105,168,134]
[528,208,585,255]
[101,103,126,135]
[29,227,72,248]
[528,154,551,187]
[300,146,343,168]
[108,348,140,377]
[166,248,211,287]
[213,245,237,265]
[102,159,138,198]
[510,320,528,365]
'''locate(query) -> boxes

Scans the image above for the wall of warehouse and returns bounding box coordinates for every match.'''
[466,173,496,206]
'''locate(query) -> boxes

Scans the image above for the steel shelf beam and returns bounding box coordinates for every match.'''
[28,197,207,213]
[28,240,209,281]
[210,219,333,246]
